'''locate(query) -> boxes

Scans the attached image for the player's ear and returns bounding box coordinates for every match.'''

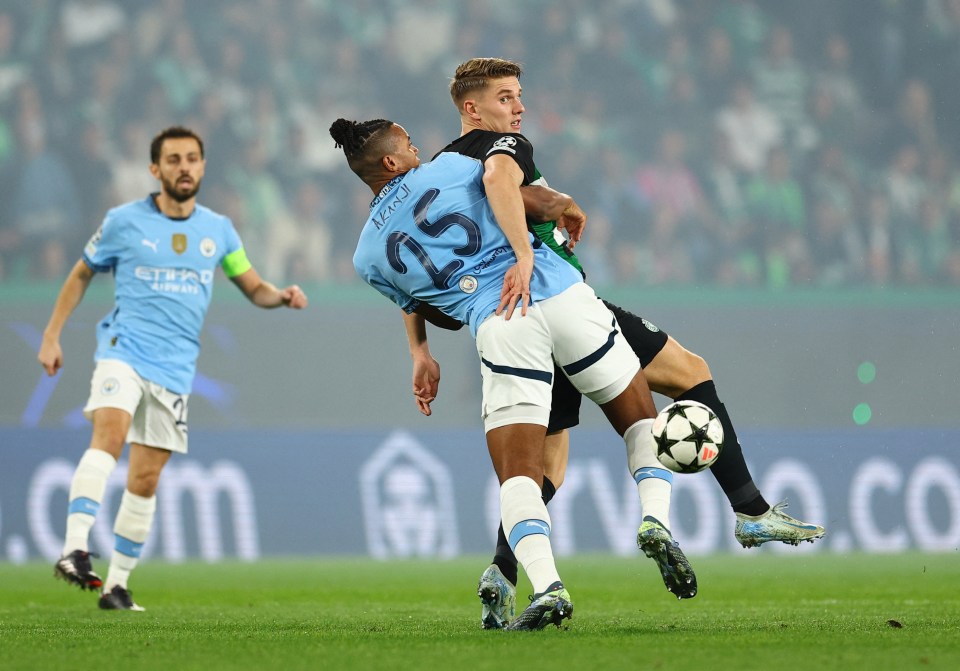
[463,99,480,119]
[382,154,398,172]
[148,163,161,180]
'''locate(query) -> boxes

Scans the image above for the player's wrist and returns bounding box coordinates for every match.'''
[409,343,432,358]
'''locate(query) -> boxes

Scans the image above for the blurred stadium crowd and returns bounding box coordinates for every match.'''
[1,0,959,288]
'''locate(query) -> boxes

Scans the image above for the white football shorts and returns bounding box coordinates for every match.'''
[83,358,189,453]
[475,282,641,432]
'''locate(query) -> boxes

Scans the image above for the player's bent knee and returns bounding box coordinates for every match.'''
[687,351,711,380]
[664,338,710,378]
[648,339,712,395]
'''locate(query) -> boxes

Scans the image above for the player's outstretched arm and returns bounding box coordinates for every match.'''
[521,185,571,222]
[231,267,308,309]
[521,186,586,248]
[38,259,95,376]
[402,311,441,416]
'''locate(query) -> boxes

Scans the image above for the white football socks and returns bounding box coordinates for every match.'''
[500,475,561,594]
[625,418,674,530]
[105,490,156,591]
[63,449,117,555]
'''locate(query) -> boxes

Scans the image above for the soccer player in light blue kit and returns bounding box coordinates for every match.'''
[38,126,307,611]
[331,117,675,630]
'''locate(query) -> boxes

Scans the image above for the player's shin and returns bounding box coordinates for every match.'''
[625,419,674,530]
[500,476,560,594]
[105,490,156,591]
[63,449,117,555]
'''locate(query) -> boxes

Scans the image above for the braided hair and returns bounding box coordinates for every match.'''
[329,118,396,182]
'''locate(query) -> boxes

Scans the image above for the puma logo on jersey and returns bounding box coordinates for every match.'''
[142,238,159,253]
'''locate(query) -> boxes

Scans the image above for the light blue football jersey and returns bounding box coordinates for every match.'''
[353,152,582,336]
[82,195,248,394]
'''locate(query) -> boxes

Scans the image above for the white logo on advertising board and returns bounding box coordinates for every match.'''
[360,431,459,559]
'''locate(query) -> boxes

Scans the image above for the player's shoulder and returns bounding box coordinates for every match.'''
[482,131,532,156]
[99,196,156,232]
[191,201,231,225]
[106,195,153,219]
[190,202,237,238]
[430,151,482,169]
[467,129,531,145]
[421,152,485,185]
[441,130,533,159]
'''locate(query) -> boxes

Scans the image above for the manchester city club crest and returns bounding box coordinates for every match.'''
[458,275,478,294]
[200,237,217,257]
[101,378,120,395]
[172,233,187,254]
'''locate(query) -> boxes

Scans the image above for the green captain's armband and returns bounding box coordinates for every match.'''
[222,248,252,278]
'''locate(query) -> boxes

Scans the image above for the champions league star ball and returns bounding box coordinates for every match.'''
[652,400,724,474]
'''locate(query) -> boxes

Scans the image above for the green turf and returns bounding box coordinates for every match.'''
[1,553,957,670]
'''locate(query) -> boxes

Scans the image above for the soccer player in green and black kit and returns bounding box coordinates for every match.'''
[407,58,825,629]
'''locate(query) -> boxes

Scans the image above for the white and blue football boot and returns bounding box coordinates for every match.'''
[478,564,516,629]
[735,500,826,548]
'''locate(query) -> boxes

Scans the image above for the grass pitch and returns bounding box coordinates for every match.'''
[0,552,957,670]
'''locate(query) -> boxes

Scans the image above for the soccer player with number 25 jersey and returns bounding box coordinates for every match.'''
[332,116,669,630]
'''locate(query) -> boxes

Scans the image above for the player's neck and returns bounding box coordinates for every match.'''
[460,118,484,136]
[369,173,401,197]
[153,192,196,219]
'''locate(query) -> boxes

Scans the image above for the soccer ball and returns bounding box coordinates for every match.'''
[652,400,724,474]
